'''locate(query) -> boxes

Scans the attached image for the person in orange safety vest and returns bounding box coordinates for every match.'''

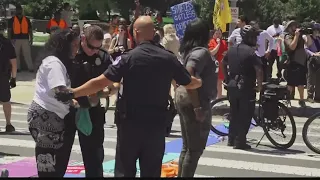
[46,11,68,33]
[7,4,34,72]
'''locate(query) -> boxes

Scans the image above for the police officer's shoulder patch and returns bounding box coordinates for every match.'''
[113,56,121,65]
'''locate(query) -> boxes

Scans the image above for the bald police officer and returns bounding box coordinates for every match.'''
[55,16,201,177]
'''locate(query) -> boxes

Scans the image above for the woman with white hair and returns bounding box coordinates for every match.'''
[161,24,181,60]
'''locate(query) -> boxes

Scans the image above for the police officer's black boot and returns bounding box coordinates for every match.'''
[233,136,251,150]
[227,136,235,146]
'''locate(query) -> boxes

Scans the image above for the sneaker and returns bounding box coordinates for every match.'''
[299,100,306,108]
[5,124,15,132]
[1,169,9,177]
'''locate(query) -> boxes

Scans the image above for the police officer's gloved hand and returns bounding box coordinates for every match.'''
[10,77,16,88]
[55,89,75,103]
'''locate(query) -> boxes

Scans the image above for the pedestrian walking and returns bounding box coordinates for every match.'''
[54,16,199,177]
[0,19,17,132]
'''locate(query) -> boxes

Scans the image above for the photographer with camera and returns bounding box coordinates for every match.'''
[304,23,320,102]
[283,20,313,107]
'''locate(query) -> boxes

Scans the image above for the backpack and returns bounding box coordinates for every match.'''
[279,34,289,65]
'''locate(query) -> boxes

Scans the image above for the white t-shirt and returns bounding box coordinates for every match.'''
[228,28,242,45]
[33,56,71,119]
[266,25,284,37]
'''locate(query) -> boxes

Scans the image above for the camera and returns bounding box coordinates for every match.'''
[299,28,313,35]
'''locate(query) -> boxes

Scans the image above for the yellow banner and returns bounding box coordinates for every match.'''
[213,0,232,32]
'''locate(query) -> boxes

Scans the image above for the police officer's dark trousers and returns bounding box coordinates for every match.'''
[114,111,166,177]
[174,87,211,177]
[228,87,255,146]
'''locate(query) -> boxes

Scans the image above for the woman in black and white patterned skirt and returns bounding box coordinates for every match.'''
[27,29,80,177]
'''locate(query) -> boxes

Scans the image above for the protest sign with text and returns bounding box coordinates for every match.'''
[170,1,197,40]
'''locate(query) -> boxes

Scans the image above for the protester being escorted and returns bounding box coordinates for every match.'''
[0,20,17,132]
[222,25,263,150]
[67,25,119,177]
[208,28,228,99]
[250,21,275,82]
[27,29,80,177]
[7,4,34,72]
[54,16,201,177]
[303,23,320,103]
[228,15,249,46]
[109,25,132,59]
[266,17,285,79]
[283,20,312,107]
[60,3,74,29]
[46,11,68,33]
[174,18,216,177]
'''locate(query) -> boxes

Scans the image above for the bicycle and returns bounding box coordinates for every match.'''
[210,78,297,149]
[302,112,320,154]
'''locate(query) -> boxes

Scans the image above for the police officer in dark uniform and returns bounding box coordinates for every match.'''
[222,25,263,150]
[66,25,119,177]
[0,19,17,132]
[55,16,197,177]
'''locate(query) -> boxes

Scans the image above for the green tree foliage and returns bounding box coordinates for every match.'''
[23,0,64,19]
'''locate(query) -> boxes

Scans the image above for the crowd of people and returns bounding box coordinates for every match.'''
[0,0,319,178]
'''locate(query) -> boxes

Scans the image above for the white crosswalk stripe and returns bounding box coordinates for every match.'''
[0,104,320,177]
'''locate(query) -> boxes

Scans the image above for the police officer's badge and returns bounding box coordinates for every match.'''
[95,57,101,66]
[113,56,121,65]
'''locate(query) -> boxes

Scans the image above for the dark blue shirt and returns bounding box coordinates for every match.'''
[104,41,191,121]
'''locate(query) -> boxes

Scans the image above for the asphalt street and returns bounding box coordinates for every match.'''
[1,103,320,177]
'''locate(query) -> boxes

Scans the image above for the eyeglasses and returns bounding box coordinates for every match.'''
[86,38,101,50]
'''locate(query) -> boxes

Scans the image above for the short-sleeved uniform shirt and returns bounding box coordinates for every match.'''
[70,46,113,108]
[103,41,191,123]
[0,35,16,102]
[8,16,32,39]
[223,43,262,89]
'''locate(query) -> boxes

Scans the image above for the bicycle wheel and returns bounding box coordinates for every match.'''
[263,102,296,149]
[210,97,258,136]
[302,112,320,154]
[211,97,229,136]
